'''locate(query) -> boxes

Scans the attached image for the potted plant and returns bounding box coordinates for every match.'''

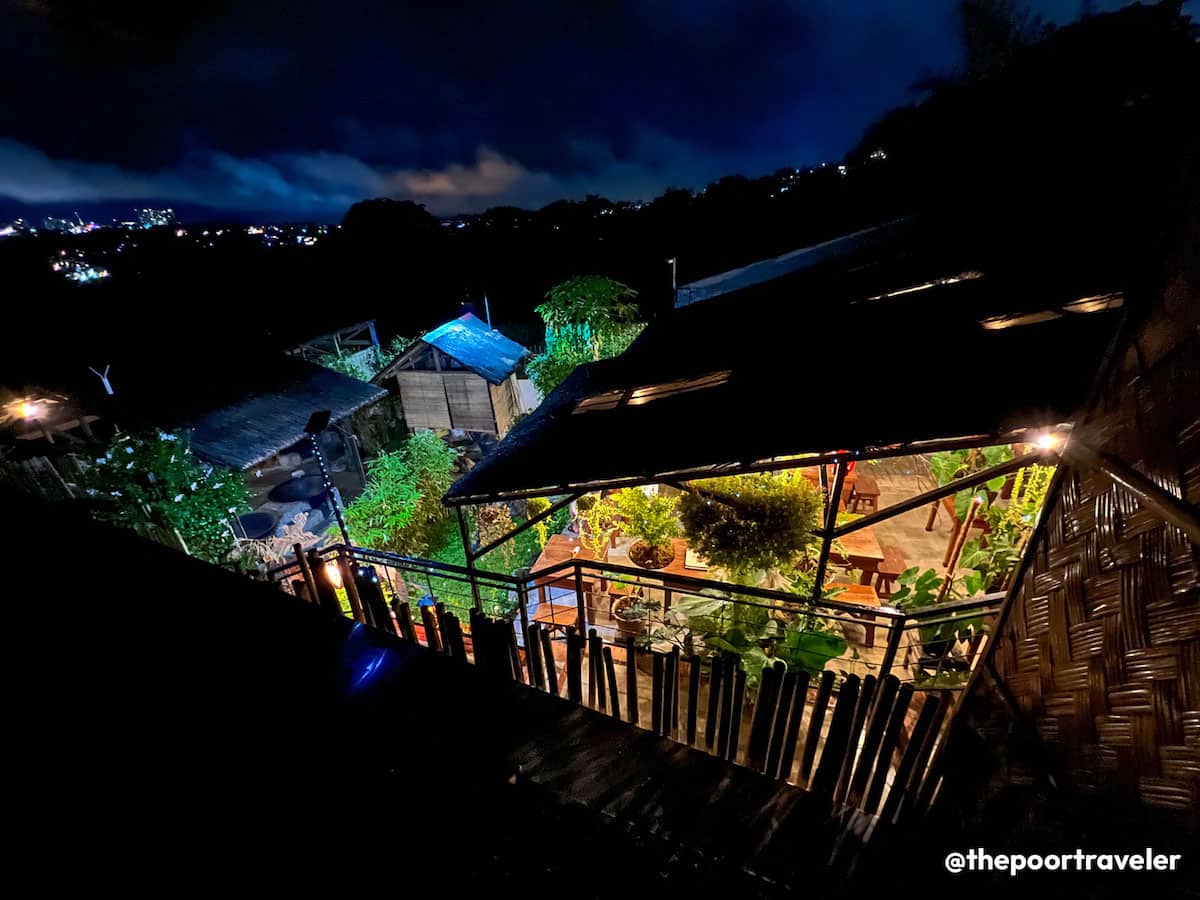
[612,590,660,639]
[613,488,680,569]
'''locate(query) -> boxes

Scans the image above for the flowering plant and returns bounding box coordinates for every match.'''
[75,430,251,564]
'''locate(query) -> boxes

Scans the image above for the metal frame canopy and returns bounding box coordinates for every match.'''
[444,222,1126,506]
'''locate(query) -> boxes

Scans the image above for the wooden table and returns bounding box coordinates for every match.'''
[829,525,885,585]
[640,538,715,611]
[828,582,881,648]
[530,534,608,625]
[531,603,580,634]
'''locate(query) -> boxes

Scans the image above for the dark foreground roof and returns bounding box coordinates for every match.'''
[674,219,910,308]
[181,357,386,470]
[420,312,529,383]
[447,219,1127,503]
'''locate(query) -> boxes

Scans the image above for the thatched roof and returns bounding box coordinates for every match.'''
[181,358,386,470]
[446,217,1129,504]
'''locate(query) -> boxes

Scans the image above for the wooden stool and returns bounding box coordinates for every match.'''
[874,544,907,598]
[848,471,879,513]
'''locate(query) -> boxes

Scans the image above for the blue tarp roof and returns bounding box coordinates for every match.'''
[421,313,529,383]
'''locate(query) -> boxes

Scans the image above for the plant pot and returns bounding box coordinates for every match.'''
[628,539,676,570]
[615,614,644,639]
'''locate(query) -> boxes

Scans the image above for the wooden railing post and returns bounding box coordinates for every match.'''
[516,581,534,684]
[338,550,365,623]
[573,563,586,635]
[624,636,639,726]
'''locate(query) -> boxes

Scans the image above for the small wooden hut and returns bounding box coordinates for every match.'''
[374,313,529,437]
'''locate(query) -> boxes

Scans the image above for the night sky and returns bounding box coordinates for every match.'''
[0,1,1156,221]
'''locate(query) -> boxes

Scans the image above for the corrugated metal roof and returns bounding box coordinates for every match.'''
[421,313,529,383]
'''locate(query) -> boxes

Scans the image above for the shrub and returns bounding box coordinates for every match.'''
[344,430,458,556]
[75,430,251,565]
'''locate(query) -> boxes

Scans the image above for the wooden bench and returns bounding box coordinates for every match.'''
[847,471,879,513]
[874,544,908,598]
[828,582,881,648]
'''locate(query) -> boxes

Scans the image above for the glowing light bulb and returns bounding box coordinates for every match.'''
[19,402,35,419]
[324,560,343,589]
[1034,432,1061,451]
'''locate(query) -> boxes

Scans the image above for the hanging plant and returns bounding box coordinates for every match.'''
[525,496,552,549]
[678,472,821,579]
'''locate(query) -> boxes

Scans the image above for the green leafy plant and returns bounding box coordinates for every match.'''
[957,462,1054,594]
[678,473,822,579]
[476,504,516,567]
[891,566,984,686]
[75,430,251,565]
[343,430,458,556]
[526,276,644,396]
[612,488,680,550]
[929,444,1014,519]
[536,275,640,355]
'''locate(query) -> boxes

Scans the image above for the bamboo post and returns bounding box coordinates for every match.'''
[540,628,559,696]
[395,601,418,643]
[516,582,532,681]
[527,623,545,689]
[800,670,836,783]
[294,543,319,605]
[603,646,621,721]
[686,655,701,746]
[650,653,664,735]
[766,671,797,779]
[420,605,441,652]
[589,629,606,712]
[776,671,810,783]
[726,665,747,763]
[338,552,365,623]
[624,636,639,726]
[704,656,724,752]
[573,564,586,635]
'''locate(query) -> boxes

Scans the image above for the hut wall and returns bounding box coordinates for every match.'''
[444,372,496,432]
[396,371,452,430]
[944,267,1200,827]
[489,374,522,437]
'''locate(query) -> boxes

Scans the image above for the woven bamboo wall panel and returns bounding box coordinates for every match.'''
[990,328,1200,811]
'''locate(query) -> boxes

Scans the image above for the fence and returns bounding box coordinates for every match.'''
[267,542,1003,823]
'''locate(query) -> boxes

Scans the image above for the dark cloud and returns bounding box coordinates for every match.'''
[0,0,1159,218]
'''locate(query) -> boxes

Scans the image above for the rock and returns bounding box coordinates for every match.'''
[277,452,303,468]
[273,501,312,535]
